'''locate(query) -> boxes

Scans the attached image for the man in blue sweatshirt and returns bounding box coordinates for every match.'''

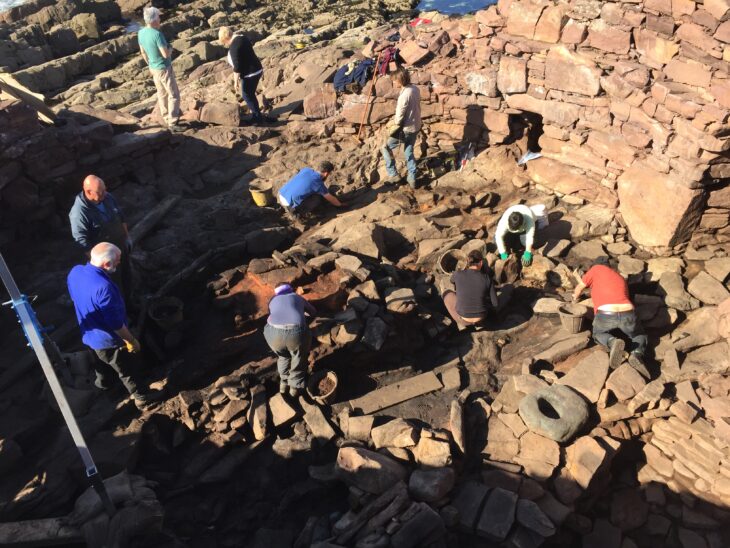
[277,161,345,224]
[67,242,162,410]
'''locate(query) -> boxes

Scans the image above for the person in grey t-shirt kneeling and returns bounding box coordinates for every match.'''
[264,283,317,397]
[442,250,513,329]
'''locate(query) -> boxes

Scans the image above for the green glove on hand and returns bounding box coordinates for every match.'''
[522,251,533,267]
[500,252,509,260]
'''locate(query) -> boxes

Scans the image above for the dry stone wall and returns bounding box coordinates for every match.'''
[308,0,730,254]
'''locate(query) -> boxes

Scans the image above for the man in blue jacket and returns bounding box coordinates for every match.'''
[67,243,162,410]
[69,174,132,300]
[277,161,345,224]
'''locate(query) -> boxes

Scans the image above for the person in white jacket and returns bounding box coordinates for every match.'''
[382,66,421,188]
[495,204,536,266]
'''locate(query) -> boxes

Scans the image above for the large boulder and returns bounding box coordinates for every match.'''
[303,84,337,119]
[408,467,455,502]
[335,446,408,494]
[617,163,705,248]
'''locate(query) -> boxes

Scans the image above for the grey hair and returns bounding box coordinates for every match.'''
[143,6,161,25]
[90,242,121,266]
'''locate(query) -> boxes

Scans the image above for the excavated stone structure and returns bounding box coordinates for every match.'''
[305,0,730,253]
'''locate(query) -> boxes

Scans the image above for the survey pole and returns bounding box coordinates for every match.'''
[0,252,115,516]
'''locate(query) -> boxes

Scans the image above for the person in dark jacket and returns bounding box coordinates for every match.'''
[264,283,317,397]
[68,174,132,300]
[441,250,513,329]
[219,26,266,124]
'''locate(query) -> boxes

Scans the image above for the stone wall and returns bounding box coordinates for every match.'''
[0,100,172,246]
[306,0,730,254]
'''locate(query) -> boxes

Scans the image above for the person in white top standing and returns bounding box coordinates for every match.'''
[495,204,536,266]
[218,26,266,124]
[382,66,421,188]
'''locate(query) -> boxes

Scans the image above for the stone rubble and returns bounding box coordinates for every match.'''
[1,0,730,546]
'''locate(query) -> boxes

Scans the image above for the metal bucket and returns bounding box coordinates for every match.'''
[558,303,587,334]
[249,183,274,207]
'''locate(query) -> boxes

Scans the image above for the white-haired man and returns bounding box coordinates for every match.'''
[138,6,181,130]
[67,243,163,410]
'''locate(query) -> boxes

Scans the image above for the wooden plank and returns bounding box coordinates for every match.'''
[0,74,55,124]
[128,195,180,246]
[0,517,82,546]
[349,372,443,414]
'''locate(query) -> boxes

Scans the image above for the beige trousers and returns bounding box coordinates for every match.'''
[150,66,180,125]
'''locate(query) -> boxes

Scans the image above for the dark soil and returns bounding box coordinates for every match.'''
[315,374,335,396]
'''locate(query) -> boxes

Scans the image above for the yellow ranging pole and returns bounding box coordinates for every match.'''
[0,252,116,516]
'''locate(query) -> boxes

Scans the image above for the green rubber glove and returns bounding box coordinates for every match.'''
[522,251,533,267]
[500,252,509,260]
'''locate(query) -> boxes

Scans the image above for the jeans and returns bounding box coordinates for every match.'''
[264,323,310,389]
[382,131,417,179]
[295,193,324,215]
[242,72,262,118]
[592,311,647,357]
[94,347,144,397]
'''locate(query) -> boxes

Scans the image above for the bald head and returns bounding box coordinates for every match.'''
[83,175,106,204]
[90,242,121,272]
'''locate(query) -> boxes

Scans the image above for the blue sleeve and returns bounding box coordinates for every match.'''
[314,176,328,196]
[98,286,126,331]
[69,201,92,250]
[298,295,316,317]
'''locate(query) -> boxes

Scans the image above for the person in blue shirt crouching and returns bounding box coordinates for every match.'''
[277,161,345,225]
[67,242,164,411]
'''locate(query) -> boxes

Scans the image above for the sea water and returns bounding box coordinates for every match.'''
[0,0,27,13]
[416,0,497,15]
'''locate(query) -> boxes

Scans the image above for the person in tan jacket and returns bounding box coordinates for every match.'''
[382,67,421,188]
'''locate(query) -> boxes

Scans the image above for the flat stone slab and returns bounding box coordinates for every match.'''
[534,331,591,364]
[476,487,518,541]
[605,364,646,401]
[301,398,337,443]
[687,271,729,305]
[451,481,490,533]
[349,372,443,414]
[556,348,609,403]
[706,257,730,284]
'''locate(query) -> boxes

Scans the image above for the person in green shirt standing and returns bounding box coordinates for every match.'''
[138,7,181,131]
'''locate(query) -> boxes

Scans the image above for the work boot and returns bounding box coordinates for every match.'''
[628,353,651,379]
[407,174,417,189]
[608,338,625,370]
[279,380,287,394]
[384,174,401,185]
[288,386,303,398]
[133,389,166,411]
